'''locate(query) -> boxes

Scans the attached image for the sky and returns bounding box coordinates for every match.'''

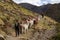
[12,0,60,6]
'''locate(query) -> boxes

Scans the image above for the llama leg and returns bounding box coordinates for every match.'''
[25,29,26,34]
[22,27,23,34]
[24,28,26,34]
[23,27,26,34]
[25,28,27,34]
[26,29,27,33]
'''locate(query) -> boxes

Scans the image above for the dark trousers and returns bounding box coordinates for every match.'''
[15,28,19,37]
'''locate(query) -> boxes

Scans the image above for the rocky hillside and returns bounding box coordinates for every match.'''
[0,0,37,37]
[0,0,60,40]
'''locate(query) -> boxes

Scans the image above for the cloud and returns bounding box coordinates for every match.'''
[13,0,42,6]
[12,0,60,6]
[12,0,22,4]
[50,0,60,4]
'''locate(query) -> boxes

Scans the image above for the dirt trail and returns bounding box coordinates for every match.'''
[5,36,28,40]
[5,18,56,40]
[6,35,20,40]
[27,26,56,40]
[3,26,56,40]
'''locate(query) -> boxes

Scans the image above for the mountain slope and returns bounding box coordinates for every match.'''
[45,4,60,22]
[19,3,60,22]
[0,0,37,36]
[19,3,51,13]
[0,0,60,40]
[0,0,37,25]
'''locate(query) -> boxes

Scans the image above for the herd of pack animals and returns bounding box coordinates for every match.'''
[0,13,44,37]
[17,14,43,34]
[0,0,45,35]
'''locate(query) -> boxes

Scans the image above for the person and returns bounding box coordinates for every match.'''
[41,12,44,18]
[14,20,20,37]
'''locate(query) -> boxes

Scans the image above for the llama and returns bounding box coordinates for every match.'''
[29,19,34,28]
[26,18,36,29]
[27,16,41,29]
[20,21,29,33]
[37,15,42,21]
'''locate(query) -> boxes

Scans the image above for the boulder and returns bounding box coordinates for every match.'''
[0,34,5,40]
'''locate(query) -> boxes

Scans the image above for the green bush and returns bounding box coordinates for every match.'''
[52,32,60,40]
